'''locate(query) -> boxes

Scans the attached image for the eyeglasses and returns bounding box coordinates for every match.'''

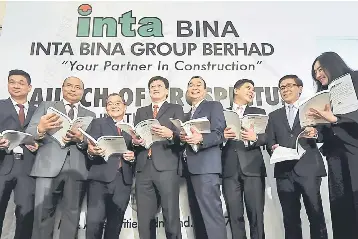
[279,84,298,91]
[106,102,125,107]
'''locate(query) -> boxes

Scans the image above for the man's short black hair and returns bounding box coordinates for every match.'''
[188,76,207,89]
[8,69,31,85]
[148,76,169,89]
[278,74,303,87]
[233,79,255,89]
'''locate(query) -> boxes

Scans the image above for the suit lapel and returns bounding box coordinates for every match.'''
[54,101,67,114]
[156,101,169,120]
[77,105,86,117]
[23,104,36,127]
[106,117,120,136]
[281,107,292,132]
[192,100,206,119]
[6,98,21,127]
[292,112,300,131]
[145,105,153,119]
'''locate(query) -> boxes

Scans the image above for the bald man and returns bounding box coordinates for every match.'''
[26,76,96,239]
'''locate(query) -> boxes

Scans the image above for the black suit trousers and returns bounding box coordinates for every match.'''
[86,169,131,239]
[276,171,327,239]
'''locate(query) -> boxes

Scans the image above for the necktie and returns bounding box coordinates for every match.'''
[148,105,159,157]
[190,106,196,119]
[288,105,295,129]
[117,127,122,169]
[237,105,244,118]
[67,104,75,120]
[17,104,25,126]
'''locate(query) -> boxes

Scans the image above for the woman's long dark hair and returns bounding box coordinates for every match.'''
[311,52,353,92]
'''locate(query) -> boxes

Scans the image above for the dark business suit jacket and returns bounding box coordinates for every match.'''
[133,101,184,172]
[266,106,327,178]
[185,100,226,175]
[0,98,37,175]
[222,106,267,178]
[87,116,134,185]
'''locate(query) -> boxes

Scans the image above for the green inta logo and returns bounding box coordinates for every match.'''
[76,3,164,37]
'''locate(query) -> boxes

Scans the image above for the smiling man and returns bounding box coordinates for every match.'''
[85,93,135,239]
[26,76,96,239]
[131,76,184,239]
[221,79,267,239]
[265,75,328,239]
[180,76,227,239]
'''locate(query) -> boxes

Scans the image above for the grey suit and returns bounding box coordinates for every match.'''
[183,100,227,239]
[134,101,184,239]
[26,100,96,239]
[221,106,267,239]
[0,98,37,239]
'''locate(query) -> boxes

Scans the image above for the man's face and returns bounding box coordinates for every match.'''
[149,80,168,102]
[8,75,32,99]
[234,82,255,104]
[106,95,126,119]
[279,78,302,104]
[187,78,206,102]
[62,77,84,104]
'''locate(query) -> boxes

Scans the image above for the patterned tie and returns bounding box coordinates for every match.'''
[237,105,244,118]
[67,104,75,120]
[117,127,122,169]
[148,105,159,157]
[190,106,196,120]
[17,104,25,126]
[288,105,295,129]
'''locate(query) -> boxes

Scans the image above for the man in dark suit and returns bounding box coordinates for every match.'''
[26,76,96,239]
[131,76,184,239]
[265,75,328,239]
[0,69,38,239]
[180,76,227,239]
[85,93,135,239]
[222,79,267,239]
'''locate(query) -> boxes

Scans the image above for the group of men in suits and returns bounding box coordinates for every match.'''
[0,70,329,239]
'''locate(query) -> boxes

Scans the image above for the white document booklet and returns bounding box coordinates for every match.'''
[0,130,35,151]
[116,119,166,149]
[46,107,94,147]
[299,73,358,127]
[170,117,211,152]
[79,128,129,161]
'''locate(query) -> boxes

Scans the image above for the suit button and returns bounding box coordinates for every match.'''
[290,134,293,137]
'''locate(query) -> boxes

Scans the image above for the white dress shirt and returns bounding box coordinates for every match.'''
[62,99,80,119]
[284,100,300,126]
[232,103,247,118]
[10,98,29,154]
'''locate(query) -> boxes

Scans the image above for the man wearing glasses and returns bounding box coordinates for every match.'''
[27,76,96,239]
[86,93,135,239]
[265,75,328,239]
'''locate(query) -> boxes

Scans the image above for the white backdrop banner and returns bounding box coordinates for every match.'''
[1,1,358,239]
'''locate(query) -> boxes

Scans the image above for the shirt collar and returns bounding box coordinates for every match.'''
[152,100,166,109]
[232,102,247,111]
[284,99,300,109]
[192,99,205,109]
[10,97,29,110]
[62,98,80,109]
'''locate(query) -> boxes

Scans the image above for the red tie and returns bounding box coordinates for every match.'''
[117,127,122,169]
[148,105,159,157]
[17,104,25,126]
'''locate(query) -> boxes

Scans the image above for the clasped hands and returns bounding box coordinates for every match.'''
[179,127,203,145]
[131,125,173,146]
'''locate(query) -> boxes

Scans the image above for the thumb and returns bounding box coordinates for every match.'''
[190,127,197,133]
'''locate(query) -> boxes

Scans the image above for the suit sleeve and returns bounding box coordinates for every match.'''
[77,111,97,150]
[265,112,276,156]
[200,102,226,150]
[86,119,104,162]
[26,101,48,140]
[168,105,185,146]
[249,108,267,148]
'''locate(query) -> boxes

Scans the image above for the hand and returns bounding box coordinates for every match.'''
[25,142,39,152]
[185,127,203,145]
[302,127,318,138]
[129,130,145,146]
[224,127,237,140]
[37,113,62,134]
[151,125,173,139]
[87,141,105,157]
[308,104,338,123]
[0,138,9,150]
[241,125,257,141]
[272,144,279,151]
[123,151,135,161]
[179,131,187,142]
[64,128,84,144]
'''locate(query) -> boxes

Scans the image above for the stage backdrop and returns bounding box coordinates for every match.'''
[1,1,358,239]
